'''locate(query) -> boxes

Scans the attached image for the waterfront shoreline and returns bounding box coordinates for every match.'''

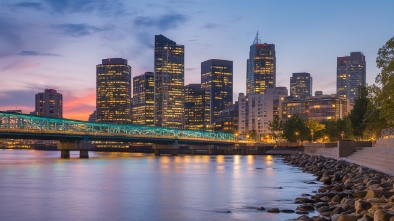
[284,153,394,221]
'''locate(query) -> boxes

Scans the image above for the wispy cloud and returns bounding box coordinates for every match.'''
[0,19,22,57]
[11,2,43,10]
[203,23,221,29]
[52,23,114,37]
[134,14,187,30]
[18,50,60,57]
[0,90,35,111]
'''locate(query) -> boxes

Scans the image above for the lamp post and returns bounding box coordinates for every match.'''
[295,131,299,145]
[311,130,314,143]
[340,131,344,140]
[235,132,238,141]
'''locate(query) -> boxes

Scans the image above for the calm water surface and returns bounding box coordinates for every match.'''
[0,150,320,221]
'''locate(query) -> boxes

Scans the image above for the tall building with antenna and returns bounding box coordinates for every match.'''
[154,35,185,129]
[246,32,276,95]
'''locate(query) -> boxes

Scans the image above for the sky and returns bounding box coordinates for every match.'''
[0,0,393,120]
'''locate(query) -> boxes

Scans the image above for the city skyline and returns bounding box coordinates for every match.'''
[0,0,393,120]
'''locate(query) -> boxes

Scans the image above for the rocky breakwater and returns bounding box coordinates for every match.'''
[284,154,394,221]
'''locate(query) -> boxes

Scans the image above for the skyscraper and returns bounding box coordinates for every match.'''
[290,72,312,98]
[96,58,131,124]
[184,84,208,130]
[246,32,276,95]
[34,89,63,118]
[132,72,154,126]
[337,52,366,105]
[201,59,233,125]
[154,35,184,129]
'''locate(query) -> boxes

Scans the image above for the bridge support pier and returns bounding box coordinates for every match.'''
[171,149,178,156]
[80,150,89,158]
[61,150,70,159]
[152,141,179,156]
[57,141,93,159]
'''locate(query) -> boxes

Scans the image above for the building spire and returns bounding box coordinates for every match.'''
[253,31,261,45]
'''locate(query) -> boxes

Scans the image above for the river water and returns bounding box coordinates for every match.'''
[0,150,320,221]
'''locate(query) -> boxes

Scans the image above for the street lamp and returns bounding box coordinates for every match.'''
[235,132,238,141]
[340,131,344,140]
[311,130,314,143]
[295,131,299,145]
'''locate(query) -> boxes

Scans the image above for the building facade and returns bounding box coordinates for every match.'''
[238,87,287,141]
[290,72,312,98]
[337,52,366,105]
[184,84,209,130]
[282,94,348,121]
[34,89,63,118]
[88,110,97,122]
[132,72,154,126]
[213,102,238,132]
[154,35,185,129]
[96,58,131,124]
[201,59,233,125]
[246,32,276,95]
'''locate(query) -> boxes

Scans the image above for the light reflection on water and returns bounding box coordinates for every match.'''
[0,149,319,221]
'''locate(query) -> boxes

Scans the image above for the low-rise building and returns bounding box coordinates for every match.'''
[238,87,288,141]
[282,94,348,121]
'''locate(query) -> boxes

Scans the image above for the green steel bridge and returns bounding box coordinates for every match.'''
[0,112,236,145]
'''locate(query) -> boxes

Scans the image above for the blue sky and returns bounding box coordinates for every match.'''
[0,0,393,120]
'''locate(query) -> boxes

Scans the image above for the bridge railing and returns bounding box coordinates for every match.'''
[0,112,236,142]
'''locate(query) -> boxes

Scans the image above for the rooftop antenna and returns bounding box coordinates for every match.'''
[253,30,261,45]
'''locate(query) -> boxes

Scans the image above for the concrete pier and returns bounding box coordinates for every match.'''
[152,142,179,156]
[61,150,70,159]
[57,141,93,159]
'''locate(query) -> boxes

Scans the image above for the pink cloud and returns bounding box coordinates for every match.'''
[63,91,96,121]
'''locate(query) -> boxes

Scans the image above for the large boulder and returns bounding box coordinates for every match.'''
[296,204,315,211]
[365,189,383,199]
[366,197,386,205]
[337,214,360,221]
[374,209,394,221]
[355,200,372,213]
[354,191,368,199]
[366,180,381,187]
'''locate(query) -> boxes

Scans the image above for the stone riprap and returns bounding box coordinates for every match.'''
[283,153,394,221]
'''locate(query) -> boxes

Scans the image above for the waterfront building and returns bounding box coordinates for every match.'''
[315,91,323,96]
[184,84,209,130]
[290,72,312,98]
[154,35,184,129]
[246,32,276,95]
[337,52,366,106]
[213,102,238,132]
[238,87,287,141]
[201,59,233,124]
[282,94,348,121]
[33,89,63,118]
[96,58,131,124]
[5,110,22,113]
[88,111,97,122]
[132,72,154,126]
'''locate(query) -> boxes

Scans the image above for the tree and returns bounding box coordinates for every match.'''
[283,115,309,143]
[247,130,257,141]
[363,87,389,140]
[349,86,369,139]
[306,119,325,142]
[375,36,394,126]
[268,116,283,146]
[322,117,353,141]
